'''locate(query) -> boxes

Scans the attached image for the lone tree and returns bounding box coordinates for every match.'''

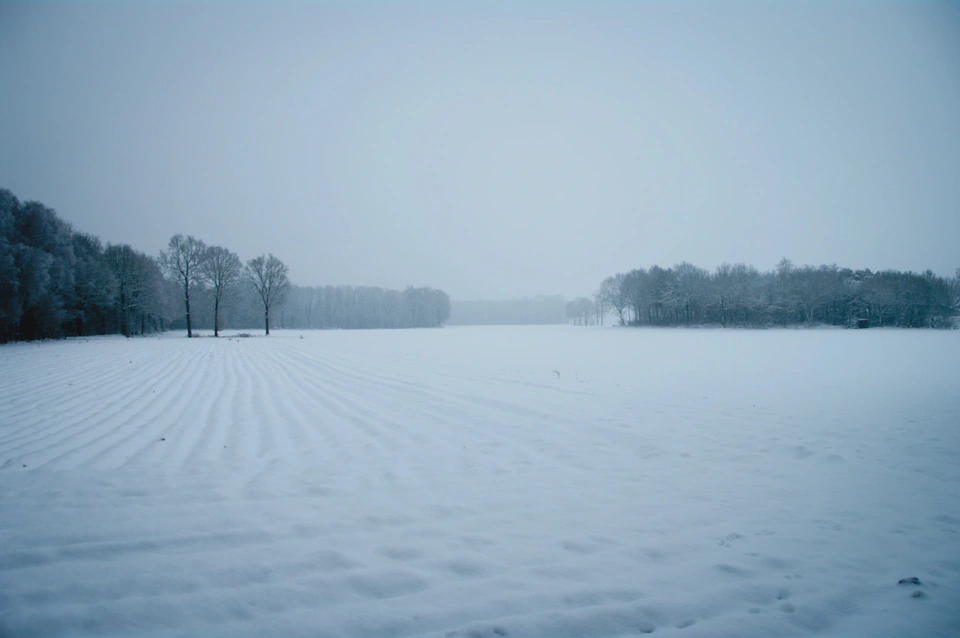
[200,245,242,337]
[159,234,206,338]
[598,274,628,325]
[246,253,290,335]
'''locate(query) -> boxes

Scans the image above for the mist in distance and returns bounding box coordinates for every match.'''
[1,1,958,300]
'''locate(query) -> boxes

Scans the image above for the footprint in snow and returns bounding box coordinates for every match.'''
[445,628,508,638]
[715,563,750,577]
[717,532,743,547]
[637,619,656,633]
[347,571,427,599]
[561,540,600,554]
[445,559,487,578]
[899,576,925,597]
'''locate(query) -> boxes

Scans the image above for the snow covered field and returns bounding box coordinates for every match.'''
[1,326,958,637]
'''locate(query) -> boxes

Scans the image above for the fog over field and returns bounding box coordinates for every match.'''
[1,1,958,301]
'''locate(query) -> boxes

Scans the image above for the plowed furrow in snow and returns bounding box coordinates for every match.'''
[0,339,174,428]
[0,346,194,468]
[275,343,593,478]
[29,344,219,470]
[0,342,185,449]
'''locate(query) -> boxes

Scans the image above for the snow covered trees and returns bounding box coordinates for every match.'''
[0,193,83,340]
[10,201,76,340]
[593,260,958,328]
[71,233,115,336]
[0,189,172,341]
[0,192,19,341]
[246,254,290,335]
[0,188,457,340]
[105,244,152,337]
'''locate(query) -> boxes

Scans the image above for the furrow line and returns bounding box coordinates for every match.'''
[118,343,223,470]
[0,342,188,448]
[29,343,215,470]
[263,347,408,458]
[0,346,196,468]
[180,344,238,469]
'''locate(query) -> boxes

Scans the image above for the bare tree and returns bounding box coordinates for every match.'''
[246,253,290,335]
[598,274,627,325]
[566,297,595,326]
[622,269,649,324]
[159,234,206,338]
[200,245,242,337]
[592,290,606,326]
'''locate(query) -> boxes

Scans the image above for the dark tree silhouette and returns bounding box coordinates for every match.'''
[246,253,290,335]
[159,234,206,338]
[200,246,242,337]
[591,260,957,329]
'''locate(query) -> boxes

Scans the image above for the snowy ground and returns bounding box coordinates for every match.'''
[1,326,958,637]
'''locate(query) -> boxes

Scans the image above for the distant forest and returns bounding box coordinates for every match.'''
[283,286,450,330]
[448,296,567,326]
[0,188,450,342]
[567,262,959,328]
[3,187,956,341]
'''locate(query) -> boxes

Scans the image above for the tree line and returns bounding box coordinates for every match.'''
[571,259,958,328]
[0,188,450,342]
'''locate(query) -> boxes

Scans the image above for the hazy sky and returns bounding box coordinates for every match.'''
[1,1,958,299]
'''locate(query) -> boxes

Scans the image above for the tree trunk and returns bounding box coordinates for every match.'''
[119,287,127,336]
[185,284,192,338]
[214,296,219,337]
[265,308,270,335]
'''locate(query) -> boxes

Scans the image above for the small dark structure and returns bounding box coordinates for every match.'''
[856,319,870,329]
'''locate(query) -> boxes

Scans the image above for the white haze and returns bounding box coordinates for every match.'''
[0,2,958,299]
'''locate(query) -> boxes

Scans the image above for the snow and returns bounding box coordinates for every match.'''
[1,326,958,637]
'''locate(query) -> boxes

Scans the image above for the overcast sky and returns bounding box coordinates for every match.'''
[1,1,958,300]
